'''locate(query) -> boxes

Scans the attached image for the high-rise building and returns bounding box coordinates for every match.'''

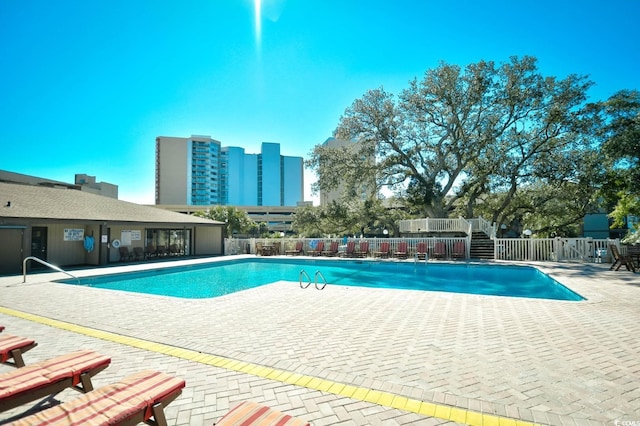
[156,136,303,207]
[155,135,222,205]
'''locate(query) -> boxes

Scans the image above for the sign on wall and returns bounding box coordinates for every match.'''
[64,228,84,241]
[121,230,141,246]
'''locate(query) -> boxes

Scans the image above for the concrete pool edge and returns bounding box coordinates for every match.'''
[0,305,539,426]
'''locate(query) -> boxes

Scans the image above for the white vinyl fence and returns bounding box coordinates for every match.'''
[226,236,619,263]
[225,237,470,259]
[494,238,614,262]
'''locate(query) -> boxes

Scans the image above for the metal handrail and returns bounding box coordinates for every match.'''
[23,256,81,285]
[314,270,327,290]
[299,269,312,289]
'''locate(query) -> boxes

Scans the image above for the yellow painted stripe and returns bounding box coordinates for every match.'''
[0,306,538,426]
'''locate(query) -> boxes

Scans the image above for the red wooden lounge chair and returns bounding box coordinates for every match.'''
[452,241,466,260]
[340,241,356,257]
[393,241,408,259]
[432,242,447,259]
[285,241,304,256]
[0,334,37,368]
[0,326,4,332]
[321,241,339,257]
[7,370,185,426]
[355,241,369,258]
[415,242,428,260]
[0,350,111,413]
[374,241,390,258]
[308,240,324,256]
[216,400,309,426]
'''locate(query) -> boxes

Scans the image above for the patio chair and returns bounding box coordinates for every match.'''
[118,246,133,262]
[0,350,111,413]
[340,241,356,257]
[373,241,390,258]
[7,370,185,426]
[145,243,157,258]
[0,334,37,368]
[308,240,324,256]
[609,244,636,272]
[322,241,339,257]
[215,400,309,426]
[452,241,466,260]
[0,326,4,332]
[393,241,408,259]
[415,242,428,260]
[431,242,447,259]
[285,241,304,256]
[355,241,369,258]
[132,246,145,261]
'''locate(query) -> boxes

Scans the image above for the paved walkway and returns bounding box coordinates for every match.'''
[0,256,639,425]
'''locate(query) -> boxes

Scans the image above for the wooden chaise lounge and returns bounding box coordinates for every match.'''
[216,400,309,426]
[0,350,111,413]
[0,334,38,368]
[7,370,185,426]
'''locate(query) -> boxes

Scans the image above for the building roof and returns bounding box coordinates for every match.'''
[0,182,221,225]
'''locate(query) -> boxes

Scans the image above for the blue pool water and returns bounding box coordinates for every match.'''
[57,259,584,301]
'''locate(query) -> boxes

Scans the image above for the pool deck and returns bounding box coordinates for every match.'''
[1,255,639,425]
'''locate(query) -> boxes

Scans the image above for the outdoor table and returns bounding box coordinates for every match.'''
[261,245,274,256]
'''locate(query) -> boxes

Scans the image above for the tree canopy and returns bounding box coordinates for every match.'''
[192,206,255,237]
[307,56,618,236]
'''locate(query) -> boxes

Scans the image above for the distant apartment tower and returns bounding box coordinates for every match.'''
[156,136,303,207]
[155,135,222,205]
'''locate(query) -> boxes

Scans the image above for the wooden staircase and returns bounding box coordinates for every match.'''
[470,231,494,260]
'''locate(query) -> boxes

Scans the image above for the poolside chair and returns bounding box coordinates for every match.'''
[285,241,304,256]
[0,326,4,332]
[609,244,636,272]
[355,241,369,258]
[132,246,145,261]
[431,242,447,259]
[145,243,157,258]
[7,370,185,426]
[215,400,310,426]
[118,246,133,262]
[308,240,324,256]
[393,241,408,259]
[340,241,356,257]
[452,241,466,260]
[322,241,339,257]
[415,242,428,260]
[0,350,111,413]
[0,334,37,368]
[373,241,390,258]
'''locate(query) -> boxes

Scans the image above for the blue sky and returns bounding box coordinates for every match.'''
[1,0,639,204]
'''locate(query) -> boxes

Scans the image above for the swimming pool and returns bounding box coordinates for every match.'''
[57,258,584,301]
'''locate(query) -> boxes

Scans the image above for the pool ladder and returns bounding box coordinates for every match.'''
[299,269,327,290]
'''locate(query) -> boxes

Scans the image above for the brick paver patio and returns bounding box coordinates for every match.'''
[0,256,638,425]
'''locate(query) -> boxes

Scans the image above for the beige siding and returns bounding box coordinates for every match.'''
[44,224,88,266]
[194,226,222,255]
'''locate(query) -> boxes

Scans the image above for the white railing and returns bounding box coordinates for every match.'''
[494,238,614,262]
[226,236,618,264]
[225,237,471,259]
[398,217,472,235]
